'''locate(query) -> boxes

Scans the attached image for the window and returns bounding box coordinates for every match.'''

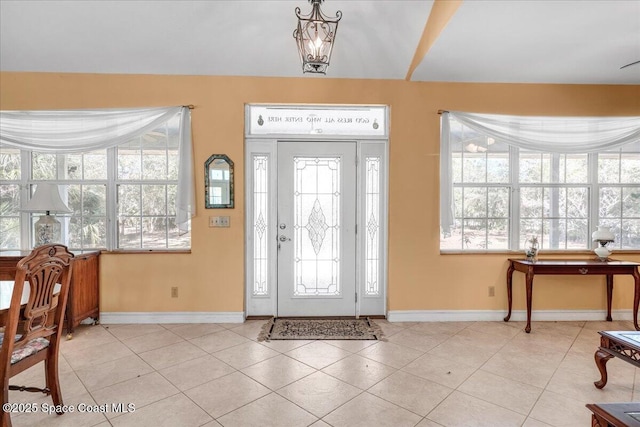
[440,113,640,252]
[0,107,192,251]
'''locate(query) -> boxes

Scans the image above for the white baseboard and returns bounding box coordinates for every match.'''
[386,309,633,323]
[100,311,245,324]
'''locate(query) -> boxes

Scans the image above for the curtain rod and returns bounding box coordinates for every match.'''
[183,105,195,110]
[437,109,449,115]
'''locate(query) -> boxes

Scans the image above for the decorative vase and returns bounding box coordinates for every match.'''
[525,236,539,262]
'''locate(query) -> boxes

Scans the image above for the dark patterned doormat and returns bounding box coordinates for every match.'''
[258,317,384,341]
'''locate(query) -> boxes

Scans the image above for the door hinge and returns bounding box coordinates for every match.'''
[355,224,357,234]
[355,292,358,303]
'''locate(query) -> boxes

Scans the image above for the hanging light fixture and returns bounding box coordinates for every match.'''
[293,0,342,74]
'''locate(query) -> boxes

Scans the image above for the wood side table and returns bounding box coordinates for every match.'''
[504,259,640,333]
[586,403,640,427]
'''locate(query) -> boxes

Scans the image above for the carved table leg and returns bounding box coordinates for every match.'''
[633,268,640,331]
[504,262,514,322]
[606,274,613,322]
[525,267,534,333]
[594,349,613,389]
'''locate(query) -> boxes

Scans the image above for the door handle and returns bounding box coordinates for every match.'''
[279,235,291,242]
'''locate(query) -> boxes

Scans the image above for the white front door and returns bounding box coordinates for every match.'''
[277,141,357,316]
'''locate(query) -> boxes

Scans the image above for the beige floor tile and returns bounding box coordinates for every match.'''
[213,341,280,369]
[528,390,592,427]
[459,369,543,415]
[158,355,235,391]
[121,330,184,353]
[217,392,317,427]
[168,323,226,339]
[427,391,525,427]
[546,367,633,403]
[522,418,553,427]
[228,320,269,340]
[241,354,315,390]
[310,420,333,427]
[259,339,314,353]
[91,372,179,419]
[323,392,422,427]
[481,342,566,388]
[60,325,118,353]
[277,371,361,417]
[322,354,396,390]
[285,341,351,370]
[510,327,578,353]
[138,340,208,370]
[357,341,424,369]
[368,370,453,416]
[323,339,378,353]
[104,324,168,340]
[74,354,154,391]
[582,320,633,331]
[9,391,108,427]
[402,353,476,389]
[409,321,473,335]
[466,321,523,339]
[427,329,509,369]
[109,393,213,427]
[374,320,408,337]
[416,419,446,427]
[189,329,251,353]
[387,329,450,352]
[63,340,135,370]
[184,371,270,418]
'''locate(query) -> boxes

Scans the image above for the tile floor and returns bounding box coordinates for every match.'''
[6,318,639,427]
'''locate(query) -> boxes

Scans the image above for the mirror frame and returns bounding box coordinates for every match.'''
[205,154,234,208]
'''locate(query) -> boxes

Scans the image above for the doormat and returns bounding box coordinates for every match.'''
[257,317,385,341]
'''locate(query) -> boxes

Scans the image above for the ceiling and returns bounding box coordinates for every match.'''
[1,0,639,85]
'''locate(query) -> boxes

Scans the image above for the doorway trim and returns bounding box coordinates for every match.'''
[244,104,389,318]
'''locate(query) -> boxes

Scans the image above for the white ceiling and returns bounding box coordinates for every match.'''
[1,0,639,84]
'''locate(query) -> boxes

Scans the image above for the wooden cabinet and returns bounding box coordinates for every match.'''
[0,250,100,337]
[66,251,100,336]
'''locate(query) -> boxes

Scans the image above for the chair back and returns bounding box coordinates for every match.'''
[0,244,74,365]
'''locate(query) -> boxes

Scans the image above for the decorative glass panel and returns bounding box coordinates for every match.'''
[253,155,269,296]
[365,157,380,296]
[293,157,340,296]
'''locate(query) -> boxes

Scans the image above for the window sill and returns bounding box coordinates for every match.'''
[440,249,640,256]
[101,249,192,255]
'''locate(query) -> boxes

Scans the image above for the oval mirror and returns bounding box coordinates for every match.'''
[205,154,234,208]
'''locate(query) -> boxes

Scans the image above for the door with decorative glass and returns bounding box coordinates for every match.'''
[276,141,356,316]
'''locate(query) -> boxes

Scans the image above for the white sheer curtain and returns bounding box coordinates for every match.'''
[440,111,640,234]
[0,106,195,231]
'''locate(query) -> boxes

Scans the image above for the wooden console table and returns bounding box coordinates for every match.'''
[504,259,640,333]
[0,250,100,338]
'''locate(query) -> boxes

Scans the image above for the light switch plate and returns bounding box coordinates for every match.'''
[209,216,230,227]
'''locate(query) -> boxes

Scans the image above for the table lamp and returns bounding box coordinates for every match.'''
[592,226,615,260]
[23,183,72,247]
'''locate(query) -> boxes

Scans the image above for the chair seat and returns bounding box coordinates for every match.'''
[0,334,49,365]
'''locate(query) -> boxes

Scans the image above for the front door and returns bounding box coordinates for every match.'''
[276,141,356,316]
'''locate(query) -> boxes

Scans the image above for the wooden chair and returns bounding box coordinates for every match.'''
[0,244,74,427]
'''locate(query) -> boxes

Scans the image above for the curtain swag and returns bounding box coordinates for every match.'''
[440,111,640,234]
[0,106,195,231]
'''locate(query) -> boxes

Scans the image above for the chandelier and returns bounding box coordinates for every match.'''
[293,0,342,74]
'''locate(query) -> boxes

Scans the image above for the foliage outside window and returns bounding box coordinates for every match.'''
[0,108,192,251]
[440,113,640,252]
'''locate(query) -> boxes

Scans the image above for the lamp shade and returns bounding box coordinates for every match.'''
[23,183,72,213]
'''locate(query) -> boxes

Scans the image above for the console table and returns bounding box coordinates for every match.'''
[504,259,640,333]
[0,250,100,338]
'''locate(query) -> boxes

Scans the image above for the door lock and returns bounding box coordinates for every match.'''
[279,235,291,242]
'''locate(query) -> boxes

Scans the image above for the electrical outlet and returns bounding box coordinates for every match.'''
[171,287,178,298]
[209,216,230,227]
[488,286,495,297]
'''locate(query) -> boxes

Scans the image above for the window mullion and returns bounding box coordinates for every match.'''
[106,147,118,251]
[509,145,520,249]
[588,152,599,248]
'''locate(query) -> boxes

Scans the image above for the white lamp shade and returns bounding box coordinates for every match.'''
[592,226,615,242]
[23,183,72,213]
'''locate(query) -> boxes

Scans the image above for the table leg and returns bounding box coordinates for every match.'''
[594,348,613,389]
[606,274,613,322]
[633,268,640,331]
[504,262,514,322]
[525,267,534,333]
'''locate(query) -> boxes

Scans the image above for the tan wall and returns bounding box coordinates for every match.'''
[1,72,639,314]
